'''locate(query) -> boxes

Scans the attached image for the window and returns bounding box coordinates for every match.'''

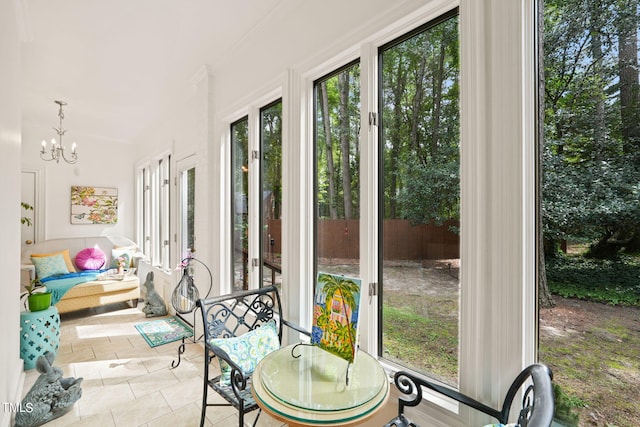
[314,61,361,279]
[231,117,249,291]
[540,1,640,424]
[136,152,171,270]
[136,164,151,257]
[178,160,196,260]
[378,11,460,386]
[260,100,283,288]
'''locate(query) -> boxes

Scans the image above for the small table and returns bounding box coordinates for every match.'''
[19,306,61,370]
[252,344,389,427]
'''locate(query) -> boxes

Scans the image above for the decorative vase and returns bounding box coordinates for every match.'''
[28,292,52,312]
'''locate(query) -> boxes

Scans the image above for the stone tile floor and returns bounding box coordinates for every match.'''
[19,302,285,426]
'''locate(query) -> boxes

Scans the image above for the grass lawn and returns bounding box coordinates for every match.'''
[382,253,640,426]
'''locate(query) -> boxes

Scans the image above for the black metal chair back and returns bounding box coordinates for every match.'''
[386,364,554,427]
[198,285,308,427]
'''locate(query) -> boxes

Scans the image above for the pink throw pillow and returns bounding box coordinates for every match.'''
[75,247,107,270]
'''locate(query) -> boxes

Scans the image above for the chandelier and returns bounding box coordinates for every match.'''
[40,100,78,164]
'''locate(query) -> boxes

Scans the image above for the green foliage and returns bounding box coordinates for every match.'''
[397,158,459,226]
[380,14,460,224]
[21,278,43,297]
[543,0,640,257]
[553,383,582,427]
[21,202,33,226]
[546,254,640,306]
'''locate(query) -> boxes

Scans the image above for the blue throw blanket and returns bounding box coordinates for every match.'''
[40,270,105,305]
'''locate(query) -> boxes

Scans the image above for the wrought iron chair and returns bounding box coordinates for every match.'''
[198,285,309,427]
[385,364,554,427]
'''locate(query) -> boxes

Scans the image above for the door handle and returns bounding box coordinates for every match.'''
[25,240,33,245]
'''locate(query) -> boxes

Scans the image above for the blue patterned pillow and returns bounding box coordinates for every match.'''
[483,424,520,427]
[31,254,69,279]
[209,319,280,386]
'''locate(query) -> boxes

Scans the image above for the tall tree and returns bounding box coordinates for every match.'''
[318,81,338,219]
[538,0,555,308]
[338,71,353,219]
[618,0,640,153]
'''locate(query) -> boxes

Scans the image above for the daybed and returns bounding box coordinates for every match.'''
[21,236,141,314]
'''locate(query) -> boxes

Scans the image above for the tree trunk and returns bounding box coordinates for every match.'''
[410,38,429,165]
[430,37,446,159]
[387,54,408,219]
[589,2,606,162]
[616,0,640,253]
[338,71,353,220]
[617,0,640,154]
[319,81,338,219]
[538,0,555,308]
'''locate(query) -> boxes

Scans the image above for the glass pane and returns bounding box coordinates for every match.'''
[231,118,249,291]
[160,157,170,270]
[179,166,195,258]
[379,14,460,386]
[314,62,361,277]
[261,101,283,289]
[540,2,640,425]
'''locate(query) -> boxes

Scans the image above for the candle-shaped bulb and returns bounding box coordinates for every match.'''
[71,142,77,154]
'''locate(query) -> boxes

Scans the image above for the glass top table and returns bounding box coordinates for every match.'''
[252,344,389,426]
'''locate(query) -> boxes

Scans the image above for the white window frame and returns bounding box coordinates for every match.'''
[136,151,172,271]
[282,1,537,425]
[177,155,197,261]
[214,1,536,424]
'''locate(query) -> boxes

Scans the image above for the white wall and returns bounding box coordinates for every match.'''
[21,122,135,240]
[1,1,25,425]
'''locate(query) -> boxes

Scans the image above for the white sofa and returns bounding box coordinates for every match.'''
[21,236,141,314]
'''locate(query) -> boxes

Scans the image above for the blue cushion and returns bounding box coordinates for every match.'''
[209,320,279,386]
[31,254,69,279]
[483,424,520,427]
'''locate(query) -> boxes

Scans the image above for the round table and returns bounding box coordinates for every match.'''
[19,306,61,370]
[252,344,389,426]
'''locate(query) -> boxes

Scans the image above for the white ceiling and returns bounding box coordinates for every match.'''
[20,0,286,144]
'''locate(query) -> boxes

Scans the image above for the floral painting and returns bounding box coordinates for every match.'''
[70,186,118,224]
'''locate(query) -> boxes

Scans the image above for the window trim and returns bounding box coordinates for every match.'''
[376,6,461,380]
[135,151,171,271]
[230,115,250,292]
[259,98,284,288]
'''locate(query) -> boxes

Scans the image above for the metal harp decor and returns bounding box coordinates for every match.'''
[171,257,212,314]
[171,257,212,369]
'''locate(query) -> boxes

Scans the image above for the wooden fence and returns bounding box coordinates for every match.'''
[264,219,459,260]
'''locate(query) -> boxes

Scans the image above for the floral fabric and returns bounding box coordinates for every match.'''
[209,319,279,386]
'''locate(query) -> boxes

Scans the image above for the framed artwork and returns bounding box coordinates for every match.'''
[70,186,118,224]
[311,272,362,363]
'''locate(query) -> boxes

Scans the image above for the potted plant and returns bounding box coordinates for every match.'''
[21,278,52,312]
